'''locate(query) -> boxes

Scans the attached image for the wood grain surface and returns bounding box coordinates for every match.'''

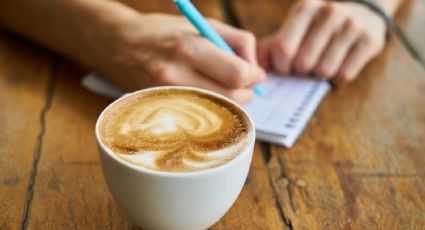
[0,33,54,229]
[232,0,425,228]
[0,0,424,229]
[118,0,225,19]
[24,61,129,229]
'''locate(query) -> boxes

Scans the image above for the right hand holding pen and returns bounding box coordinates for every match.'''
[98,14,265,103]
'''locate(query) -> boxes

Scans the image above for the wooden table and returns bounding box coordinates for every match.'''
[1,0,424,229]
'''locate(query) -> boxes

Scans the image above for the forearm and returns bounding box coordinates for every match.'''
[370,0,405,16]
[0,0,139,67]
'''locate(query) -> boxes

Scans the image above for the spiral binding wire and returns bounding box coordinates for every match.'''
[285,81,321,129]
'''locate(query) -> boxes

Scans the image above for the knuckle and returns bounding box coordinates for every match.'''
[226,90,252,103]
[295,57,313,73]
[362,34,384,52]
[299,0,317,10]
[241,91,254,103]
[169,35,191,56]
[154,65,174,84]
[275,40,294,59]
[376,39,385,52]
[375,37,385,51]
[257,70,266,82]
[239,31,256,46]
[229,66,248,88]
[322,3,334,13]
[225,90,239,101]
[316,66,332,78]
[339,72,354,84]
[322,3,343,20]
[344,18,354,29]
[346,18,361,34]
[241,31,256,45]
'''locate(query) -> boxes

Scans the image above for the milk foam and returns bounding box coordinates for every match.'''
[117,137,249,171]
[99,88,252,172]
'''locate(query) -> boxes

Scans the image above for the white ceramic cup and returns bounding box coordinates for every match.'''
[95,86,255,230]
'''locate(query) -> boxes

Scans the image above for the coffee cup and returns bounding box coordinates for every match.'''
[96,86,255,229]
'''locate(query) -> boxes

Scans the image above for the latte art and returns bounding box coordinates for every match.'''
[99,88,252,172]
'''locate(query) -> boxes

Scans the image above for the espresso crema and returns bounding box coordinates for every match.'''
[98,88,252,172]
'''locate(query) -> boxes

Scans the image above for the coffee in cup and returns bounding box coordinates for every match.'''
[98,88,252,172]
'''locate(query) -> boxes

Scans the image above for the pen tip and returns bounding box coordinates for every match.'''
[254,86,265,97]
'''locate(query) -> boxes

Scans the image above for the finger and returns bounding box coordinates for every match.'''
[177,35,266,89]
[294,3,345,75]
[156,64,254,103]
[315,19,360,79]
[209,19,258,65]
[257,36,273,70]
[272,0,322,74]
[333,38,376,85]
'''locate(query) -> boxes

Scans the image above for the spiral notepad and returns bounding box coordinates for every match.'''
[82,72,330,147]
[242,73,330,147]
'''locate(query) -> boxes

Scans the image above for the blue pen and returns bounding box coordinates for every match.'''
[174,0,265,97]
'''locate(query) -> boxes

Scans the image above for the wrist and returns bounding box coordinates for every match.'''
[67,0,142,70]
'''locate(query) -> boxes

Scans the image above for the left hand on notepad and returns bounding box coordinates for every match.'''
[258,0,386,86]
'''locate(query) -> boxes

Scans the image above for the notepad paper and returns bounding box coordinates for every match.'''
[82,72,330,147]
[243,73,330,147]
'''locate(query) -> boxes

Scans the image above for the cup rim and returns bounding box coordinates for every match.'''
[95,86,256,178]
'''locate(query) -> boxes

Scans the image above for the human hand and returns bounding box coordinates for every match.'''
[258,0,386,85]
[95,13,265,103]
